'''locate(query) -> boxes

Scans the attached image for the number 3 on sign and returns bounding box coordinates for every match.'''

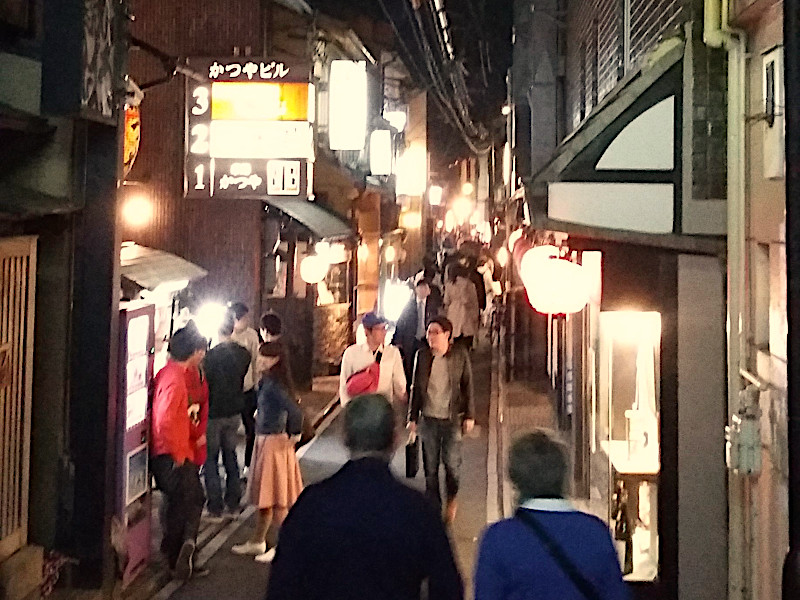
[267,161,301,195]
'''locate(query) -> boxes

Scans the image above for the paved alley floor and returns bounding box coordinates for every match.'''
[160,343,492,600]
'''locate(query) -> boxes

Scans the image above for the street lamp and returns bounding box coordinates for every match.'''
[399,211,422,229]
[122,194,153,228]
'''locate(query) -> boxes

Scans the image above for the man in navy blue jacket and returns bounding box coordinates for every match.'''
[265,394,463,600]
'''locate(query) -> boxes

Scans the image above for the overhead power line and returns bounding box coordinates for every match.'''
[376,0,490,154]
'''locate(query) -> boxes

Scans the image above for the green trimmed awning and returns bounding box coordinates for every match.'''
[265,198,354,240]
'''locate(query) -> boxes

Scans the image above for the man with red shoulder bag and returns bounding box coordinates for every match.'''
[339,312,406,407]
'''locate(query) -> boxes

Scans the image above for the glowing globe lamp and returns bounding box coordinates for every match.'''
[300,254,329,284]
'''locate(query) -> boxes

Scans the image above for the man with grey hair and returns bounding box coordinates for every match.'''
[266,394,463,600]
[474,430,629,600]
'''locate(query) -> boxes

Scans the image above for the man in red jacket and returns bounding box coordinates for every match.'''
[151,323,208,580]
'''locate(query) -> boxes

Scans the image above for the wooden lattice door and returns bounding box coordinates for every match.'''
[0,236,36,561]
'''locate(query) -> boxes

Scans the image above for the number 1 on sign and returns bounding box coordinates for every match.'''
[194,164,206,189]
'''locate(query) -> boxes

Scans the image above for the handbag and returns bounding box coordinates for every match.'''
[515,508,604,600]
[345,360,381,397]
[405,436,419,478]
[294,398,317,449]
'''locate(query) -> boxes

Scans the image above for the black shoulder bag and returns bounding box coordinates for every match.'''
[515,508,604,600]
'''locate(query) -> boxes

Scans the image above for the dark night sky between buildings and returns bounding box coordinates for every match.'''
[306,0,513,170]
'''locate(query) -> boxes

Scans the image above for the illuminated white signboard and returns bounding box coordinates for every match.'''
[328,60,368,151]
[184,57,314,200]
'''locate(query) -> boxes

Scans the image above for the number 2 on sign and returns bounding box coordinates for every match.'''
[190,124,209,154]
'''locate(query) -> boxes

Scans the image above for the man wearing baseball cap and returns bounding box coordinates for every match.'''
[339,312,407,407]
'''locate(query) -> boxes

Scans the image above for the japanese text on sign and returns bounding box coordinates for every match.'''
[208,61,291,81]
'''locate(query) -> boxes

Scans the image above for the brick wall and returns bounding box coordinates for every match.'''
[124,0,266,312]
[685,12,728,202]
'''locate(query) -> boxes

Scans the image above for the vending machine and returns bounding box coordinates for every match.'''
[116,301,155,586]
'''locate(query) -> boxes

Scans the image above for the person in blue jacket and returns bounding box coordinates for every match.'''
[475,430,630,600]
[231,340,303,564]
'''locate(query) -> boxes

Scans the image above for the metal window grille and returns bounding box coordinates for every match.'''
[579,41,587,121]
[0,237,36,563]
[629,0,683,70]
[565,0,682,132]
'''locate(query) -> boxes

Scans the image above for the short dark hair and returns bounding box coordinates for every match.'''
[428,315,453,336]
[260,312,282,336]
[416,278,431,288]
[168,324,207,361]
[218,313,235,338]
[230,302,249,321]
[508,430,569,500]
[344,394,395,454]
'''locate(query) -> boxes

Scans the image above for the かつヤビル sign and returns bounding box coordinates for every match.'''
[184,57,314,200]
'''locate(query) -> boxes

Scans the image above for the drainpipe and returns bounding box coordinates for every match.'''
[703,0,748,598]
[782,1,800,597]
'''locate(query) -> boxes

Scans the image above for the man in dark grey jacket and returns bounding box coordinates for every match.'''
[203,315,251,519]
[407,315,475,524]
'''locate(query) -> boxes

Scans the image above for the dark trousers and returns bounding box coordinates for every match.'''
[454,335,473,351]
[419,417,462,507]
[241,388,257,467]
[204,415,242,514]
[151,455,204,568]
[401,338,425,394]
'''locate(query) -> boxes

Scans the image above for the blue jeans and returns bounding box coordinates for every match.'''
[204,415,242,514]
[420,416,462,507]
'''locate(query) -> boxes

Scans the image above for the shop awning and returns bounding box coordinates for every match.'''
[523,37,727,249]
[265,198,354,241]
[529,39,684,194]
[120,243,207,292]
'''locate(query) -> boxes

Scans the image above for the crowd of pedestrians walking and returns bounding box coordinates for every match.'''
[149,247,630,598]
[150,304,306,579]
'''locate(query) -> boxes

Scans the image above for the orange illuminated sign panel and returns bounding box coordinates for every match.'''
[211,82,310,121]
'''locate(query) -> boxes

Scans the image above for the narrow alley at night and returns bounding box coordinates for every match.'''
[2,0,800,599]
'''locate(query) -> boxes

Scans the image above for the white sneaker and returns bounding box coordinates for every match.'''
[255,547,276,563]
[231,541,266,555]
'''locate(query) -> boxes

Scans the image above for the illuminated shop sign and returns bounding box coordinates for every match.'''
[184,57,314,200]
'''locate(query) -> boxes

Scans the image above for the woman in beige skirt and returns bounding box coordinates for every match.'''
[232,341,304,563]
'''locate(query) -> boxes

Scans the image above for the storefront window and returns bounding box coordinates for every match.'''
[594,310,660,581]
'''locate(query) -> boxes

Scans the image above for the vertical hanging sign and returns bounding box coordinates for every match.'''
[184,57,314,200]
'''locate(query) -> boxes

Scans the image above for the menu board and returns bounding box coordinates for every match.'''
[126,316,150,430]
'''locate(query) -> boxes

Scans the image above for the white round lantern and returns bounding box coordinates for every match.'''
[300,254,329,284]
[507,228,524,251]
[496,247,510,268]
[519,246,590,314]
